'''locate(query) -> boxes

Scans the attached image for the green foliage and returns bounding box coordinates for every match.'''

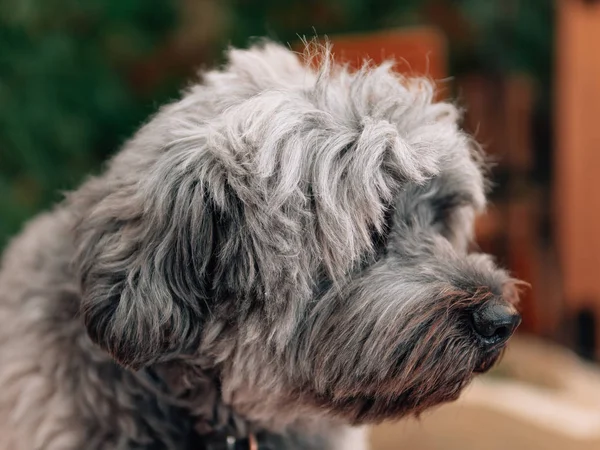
[455,0,554,81]
[0,0,178,247]
[225,0,424,48]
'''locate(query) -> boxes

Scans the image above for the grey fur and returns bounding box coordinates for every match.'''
[0,41,518,449]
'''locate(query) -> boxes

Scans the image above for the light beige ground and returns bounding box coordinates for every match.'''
[369,336,600,450]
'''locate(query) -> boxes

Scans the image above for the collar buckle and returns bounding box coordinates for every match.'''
[205,433,259,450]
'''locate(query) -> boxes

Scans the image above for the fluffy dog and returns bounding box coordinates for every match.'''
[0,42,521,449]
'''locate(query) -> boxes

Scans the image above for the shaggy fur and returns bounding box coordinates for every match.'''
[0,41,519,449]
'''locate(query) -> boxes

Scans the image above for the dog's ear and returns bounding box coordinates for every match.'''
[71,148,217,370]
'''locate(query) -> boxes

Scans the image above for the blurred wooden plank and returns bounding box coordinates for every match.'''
[324,27,447,80]
[295,27,447,84]
[504,75,535,172]
[505,191,543,333]
[459,75,505,163]
[475,205,505,247]
[555,0,600,356]
[458,74,535,171]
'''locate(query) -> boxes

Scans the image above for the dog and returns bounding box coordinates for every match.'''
[0,41,521,449]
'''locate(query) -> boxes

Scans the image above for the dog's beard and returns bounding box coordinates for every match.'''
[305,343,480,423]
[300,329,505,424]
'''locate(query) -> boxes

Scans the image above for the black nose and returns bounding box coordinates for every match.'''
[471,301,521,346]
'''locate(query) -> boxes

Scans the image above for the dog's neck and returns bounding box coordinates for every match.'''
[143,364,267,449]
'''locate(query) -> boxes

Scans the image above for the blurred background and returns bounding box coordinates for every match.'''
[1,0,600,448]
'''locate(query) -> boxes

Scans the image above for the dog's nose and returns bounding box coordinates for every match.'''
[471,301,521,345]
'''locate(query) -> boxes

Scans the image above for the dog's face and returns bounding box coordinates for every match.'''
[73,42,520,428]
[288,176,521,424]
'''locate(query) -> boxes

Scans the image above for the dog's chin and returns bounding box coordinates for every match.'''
[325,358,504,423]
[473,349,502,374]
[311,377,471,425]
[324,388,465,425]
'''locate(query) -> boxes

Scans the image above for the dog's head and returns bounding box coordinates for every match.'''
[72,42,521,427]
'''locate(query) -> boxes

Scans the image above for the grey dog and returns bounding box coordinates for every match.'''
[0,41,521,449]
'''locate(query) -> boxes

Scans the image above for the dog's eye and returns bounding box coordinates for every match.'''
[431,193,472,229]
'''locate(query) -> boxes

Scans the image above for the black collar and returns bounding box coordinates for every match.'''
[143,367,270,450]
